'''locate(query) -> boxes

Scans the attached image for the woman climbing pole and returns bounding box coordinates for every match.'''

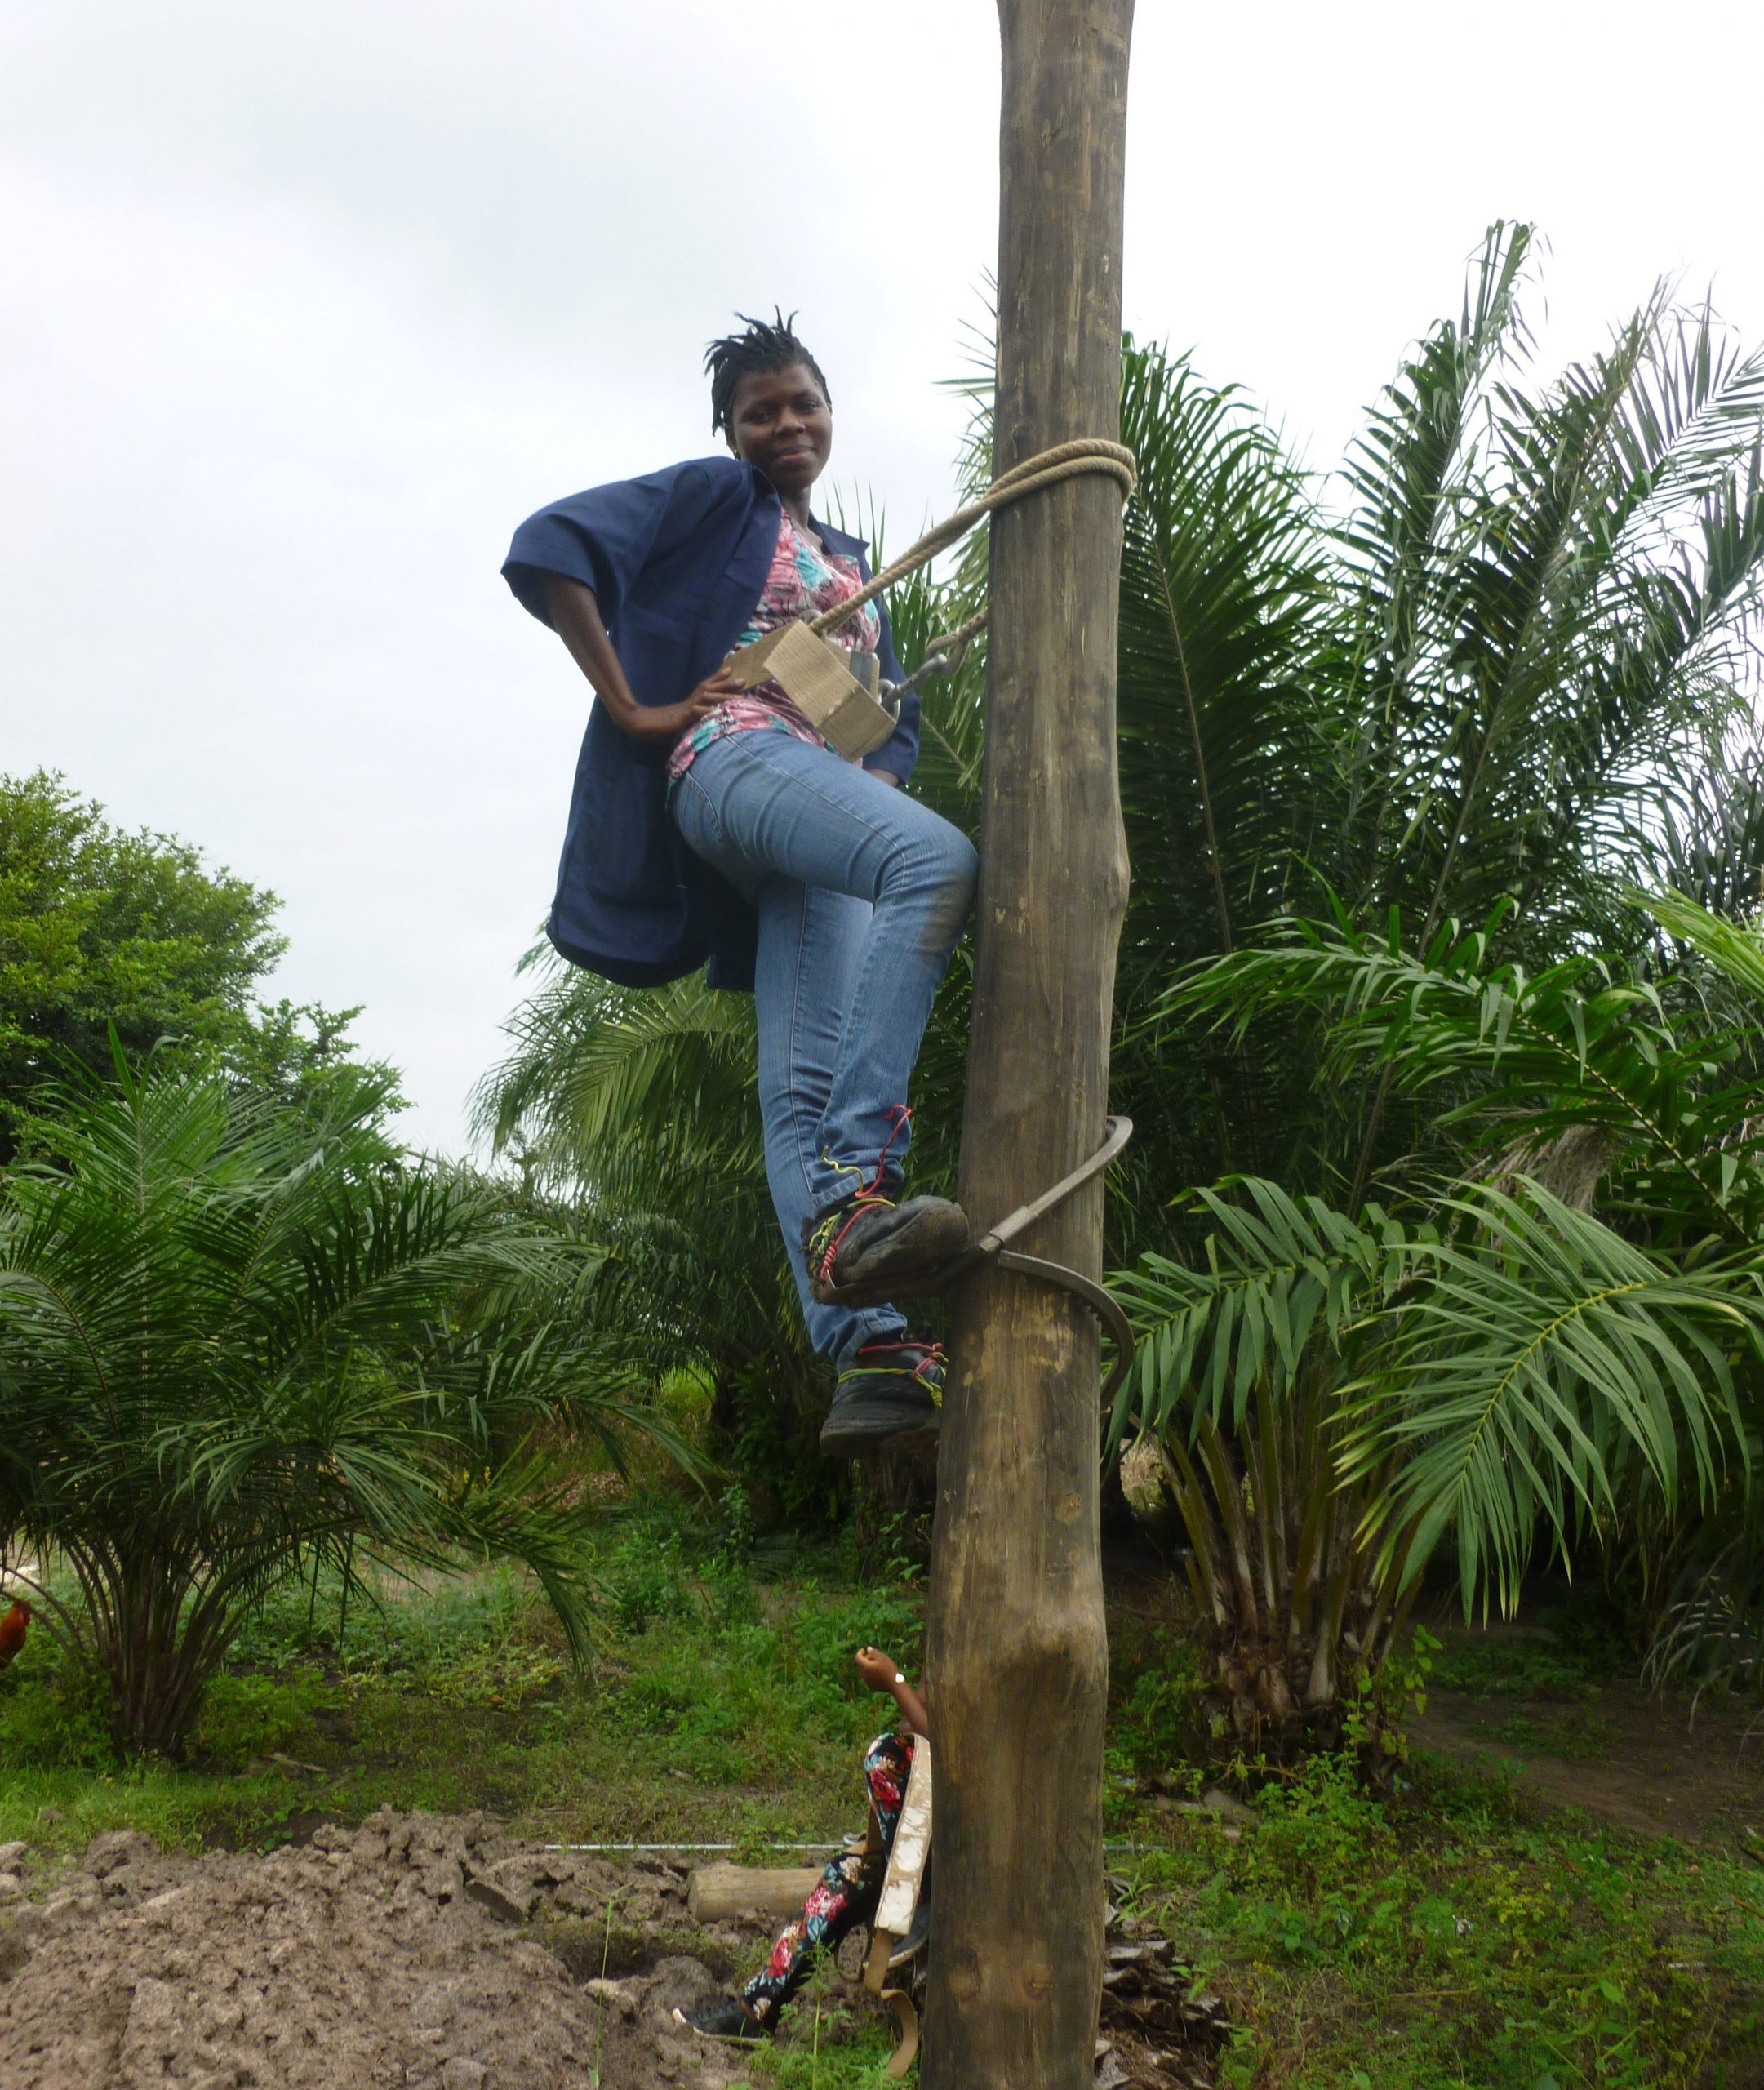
[501,311,976,1457]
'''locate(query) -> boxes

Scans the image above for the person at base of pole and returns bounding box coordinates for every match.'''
[677,1646,928,2043]
[500,310,976,1460]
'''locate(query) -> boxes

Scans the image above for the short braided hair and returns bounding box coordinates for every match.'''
[704,310,831,437]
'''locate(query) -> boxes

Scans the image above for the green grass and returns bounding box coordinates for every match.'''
[1475,1707,1620,1763]
[0,1509,923,1858]
[1427,1599,1633,1703]
[2,1511,1760,2088]
[750,2028,901,2088]
[744,1976,902,2089]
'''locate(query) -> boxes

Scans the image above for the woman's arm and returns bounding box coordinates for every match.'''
[542,575,740,743]
[855,1645,930,1738]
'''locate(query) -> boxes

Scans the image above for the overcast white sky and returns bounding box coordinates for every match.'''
[6,0,1762,1154]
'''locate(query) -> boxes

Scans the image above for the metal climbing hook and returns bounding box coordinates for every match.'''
[966,1115,1136,1412]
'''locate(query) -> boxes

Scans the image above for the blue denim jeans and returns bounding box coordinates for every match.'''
[669,730,977,1371]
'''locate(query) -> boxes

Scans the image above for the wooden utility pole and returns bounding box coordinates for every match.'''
[922,4,1135,2087]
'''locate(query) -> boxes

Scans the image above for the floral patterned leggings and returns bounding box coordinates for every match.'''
[741,1730,915,2028]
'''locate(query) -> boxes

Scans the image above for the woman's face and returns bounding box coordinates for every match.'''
[725,362,832,498]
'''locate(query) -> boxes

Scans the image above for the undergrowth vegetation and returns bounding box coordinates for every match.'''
[1135,1756,1762,2089]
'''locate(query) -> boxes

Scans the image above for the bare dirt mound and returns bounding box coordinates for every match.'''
[0,1812,1229,2088]
[0,1811,759,2090]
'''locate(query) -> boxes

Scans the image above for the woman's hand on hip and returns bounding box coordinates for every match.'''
[617,668,744,743]
[544,576,736,742]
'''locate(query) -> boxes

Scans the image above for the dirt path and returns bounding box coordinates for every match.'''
[1109,1554,1764,1851]
[1414,1681,1764,1843]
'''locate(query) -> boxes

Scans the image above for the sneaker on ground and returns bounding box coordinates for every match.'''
[674,2000,769,2043]
[820,1339,945,1458]
[803,1190,970,1307]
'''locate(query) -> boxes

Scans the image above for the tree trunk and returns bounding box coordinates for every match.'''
[922,5,1134,2085]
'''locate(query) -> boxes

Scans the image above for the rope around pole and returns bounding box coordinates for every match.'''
[803,437,1136,642]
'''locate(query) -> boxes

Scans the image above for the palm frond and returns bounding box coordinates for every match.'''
[1122,1171,1760,1621]
[471,956,759,1195]
[1113,1178,1409,1443]
[1166,906,1764,1237]
[1350,1183,1759,1612]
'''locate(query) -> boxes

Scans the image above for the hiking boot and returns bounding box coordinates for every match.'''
[675,1999,769,2043]
[803,1190,970,1307]
[820,1340,945,1458]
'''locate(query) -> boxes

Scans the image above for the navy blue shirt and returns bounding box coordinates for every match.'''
[503,454,919,990]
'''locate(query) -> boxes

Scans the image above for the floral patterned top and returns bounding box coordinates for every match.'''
[665,509,882,789]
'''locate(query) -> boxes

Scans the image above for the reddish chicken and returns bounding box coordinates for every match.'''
[0,1601,30,1673]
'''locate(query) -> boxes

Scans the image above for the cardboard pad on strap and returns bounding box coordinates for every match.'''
[722,621,897,761]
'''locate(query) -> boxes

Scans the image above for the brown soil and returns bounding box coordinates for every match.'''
[0,1812,767,2090]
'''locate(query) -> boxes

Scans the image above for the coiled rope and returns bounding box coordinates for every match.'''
[803,437,1137,673]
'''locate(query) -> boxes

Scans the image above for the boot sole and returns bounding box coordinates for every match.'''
[809,1199,972,1309]
[819,1395,942,1459]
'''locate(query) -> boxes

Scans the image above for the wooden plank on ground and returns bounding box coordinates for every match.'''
[686,1863,822,1924]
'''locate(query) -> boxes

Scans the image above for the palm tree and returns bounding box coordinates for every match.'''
[1103,225,1764,1741]
[1119,891,1764,1739]
[1111,224,1764,1211]
[0,1052,686,1756]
